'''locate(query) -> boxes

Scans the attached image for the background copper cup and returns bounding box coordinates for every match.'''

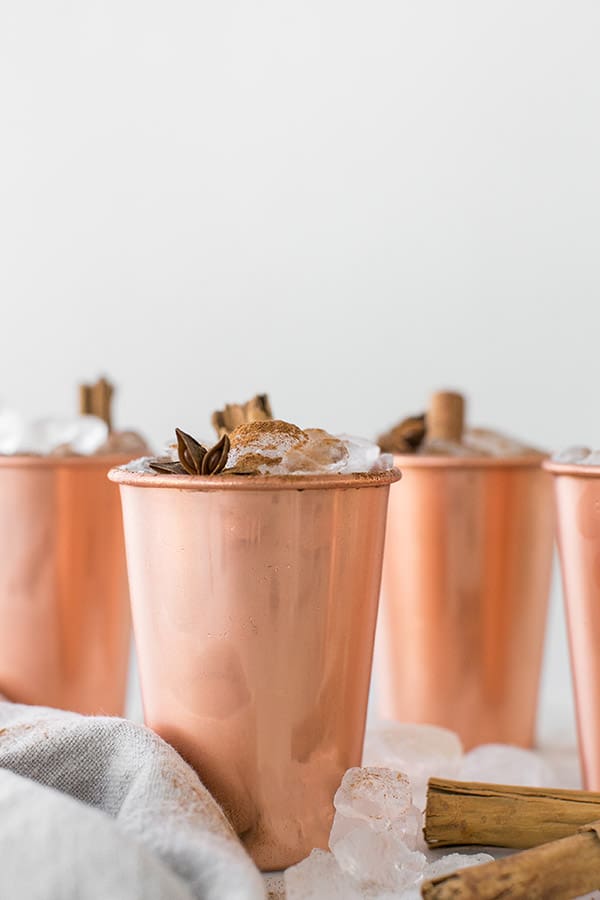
[545,460,600,789]
[0,455,132,714]
[110,467,400,870]
[377,454,554,749]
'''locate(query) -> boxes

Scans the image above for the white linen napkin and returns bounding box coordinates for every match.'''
[0,700,266,900]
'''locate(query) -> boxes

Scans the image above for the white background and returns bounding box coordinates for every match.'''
[3,1,600,747]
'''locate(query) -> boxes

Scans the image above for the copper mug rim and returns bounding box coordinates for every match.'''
[0,453,138,470]
[391,451,547,470]
[109,467,401,492]
[543,460,600,478]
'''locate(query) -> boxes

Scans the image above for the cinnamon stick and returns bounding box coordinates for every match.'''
[421,821,600,899]
[378,414,426,454]
[426,391,465,443]
[425,777,600,850]
[79,376,114,430]
[212,394,273,436]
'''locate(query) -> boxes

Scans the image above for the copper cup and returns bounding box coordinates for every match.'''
[0,455,132,714]
[377,453,554,749]
[544,460,600,789]
[109,467,400,870]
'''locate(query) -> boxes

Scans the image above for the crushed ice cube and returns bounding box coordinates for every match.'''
[337,434,382,474]
[332,822,426,893]
[419,439,481,457]
[552,446,592,463]
[281,429,349,474]
[44,415,109,455]
[0,413,109,456]
[459,744,556,787]
[462,428,535,457]
[97,429,147,455]
[424,851,494,879]
[224,421,390,476]
[363,723,463,809]
[582,451,600,465]
[264,872,286,899]
[284,849,362,899]
[333,767,412,827]
[227,420,307,473]
[0,409,27,454]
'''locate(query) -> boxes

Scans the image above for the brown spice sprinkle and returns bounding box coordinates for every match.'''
[378,414,426,454]
[229,420,307,454]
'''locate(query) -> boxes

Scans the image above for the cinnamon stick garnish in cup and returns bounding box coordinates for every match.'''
[79,376,114,431]
[211,394,273,436]
[426,391,465,443]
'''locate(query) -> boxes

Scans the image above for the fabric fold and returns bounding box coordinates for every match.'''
[0,701,266,900]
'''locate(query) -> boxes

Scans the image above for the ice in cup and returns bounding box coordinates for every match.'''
[545,447,600,789]
[377,391,555,749]
[0,379,147,714]
[110,405,399,870]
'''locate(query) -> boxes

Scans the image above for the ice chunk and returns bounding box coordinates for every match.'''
[372,451,394,472]
[333,767,412,827]
[363,723,463,809]
[550,447,600,466]
[0,409,27,454]
[281,429,349,474]
[227,420,308,473]
[38,415,109,455]
[337,434,381,474]
[424,851,494,879]
[332,822,426,893]
[553,446,592,463]
[329,802,422,854]
[419,439,481,457]
[0,413,109,456]
[459,744,556,787]
[463,428,534,457]
[225,420,392,475]
[97,429,148,455]
[284,849,361,899]
[264,872,286,899]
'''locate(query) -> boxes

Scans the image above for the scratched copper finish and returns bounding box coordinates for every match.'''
[0,455,131,714]
[545,460,600,789]
[378,453,554,750]
[110,466,400,870]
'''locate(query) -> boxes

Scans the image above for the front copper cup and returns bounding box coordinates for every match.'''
[545,460,600,789]
[110,467,399,870]
[377,454,554,749]
[0,455,131,715]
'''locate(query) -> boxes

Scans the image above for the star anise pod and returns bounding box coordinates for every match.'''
[176,428,230,475]
[148,430,231,476]
[176,428,207,474]
[148,459,187,475]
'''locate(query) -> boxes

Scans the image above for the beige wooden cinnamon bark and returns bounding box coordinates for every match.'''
[421,821,600,899]
[425,777,600,849]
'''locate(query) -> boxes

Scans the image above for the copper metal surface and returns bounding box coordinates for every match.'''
[545,461,600,789]
[0,455,131,714]
[111,467,400,870]
[377,454,554,749]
